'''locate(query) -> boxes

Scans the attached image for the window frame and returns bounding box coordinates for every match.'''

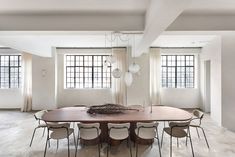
[0,55,21,89]
[161,55,195,88]
[65,54,112,89]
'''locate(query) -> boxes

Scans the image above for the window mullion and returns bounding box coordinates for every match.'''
[175,55,177,88]
[8,56,11,88]
[101,56,103,88]
[166,56,168,88]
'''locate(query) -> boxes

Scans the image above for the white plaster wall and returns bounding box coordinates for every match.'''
[127,53,150,105]
[200,37,222,126]
[0,48,23,108]
[221,34,235,131]
[32,52,57,110]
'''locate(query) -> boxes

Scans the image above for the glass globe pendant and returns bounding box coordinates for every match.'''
[112,68,122,78]
[129,62,140,74]
[124,71,133,86]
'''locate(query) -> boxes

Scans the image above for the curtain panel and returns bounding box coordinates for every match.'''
[111,48,127,105]
[21,52,33,112]
[149,48,161,105]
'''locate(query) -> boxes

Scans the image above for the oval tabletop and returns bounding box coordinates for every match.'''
[42,106,192,122]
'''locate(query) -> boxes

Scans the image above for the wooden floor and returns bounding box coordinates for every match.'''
[0,110,235,157]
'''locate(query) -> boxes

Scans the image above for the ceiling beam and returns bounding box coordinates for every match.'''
[135,0,192,57]
[0,13,144,31]
[167,13,235,31]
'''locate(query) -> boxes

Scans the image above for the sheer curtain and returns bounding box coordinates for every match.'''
[149,48,161,105]
[111,48,127,105]
[21,52,33,112]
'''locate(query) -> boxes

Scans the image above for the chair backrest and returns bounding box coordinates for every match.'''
[34,110,48,120]
[193,109,204,119]
[77,123,100,140]
[169,121,191,130]
[46,122,70,130]
[108,123,130,129]
[108,123,130,140]
[136,122,159,139]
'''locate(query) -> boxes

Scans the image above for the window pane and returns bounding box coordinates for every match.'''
[65,55,111,89]
[161,55,194,88]
[0,55,21,89]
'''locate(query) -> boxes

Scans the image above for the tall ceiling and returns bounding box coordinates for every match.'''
[0,0,234,57]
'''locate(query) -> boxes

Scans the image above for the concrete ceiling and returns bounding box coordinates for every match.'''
[0,0,234,57]
[0,0,149,14]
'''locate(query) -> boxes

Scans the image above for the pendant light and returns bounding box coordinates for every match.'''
[112,68,122,78]
[124,71,133,86]
[124,46,133,86]
[129,34,140,74]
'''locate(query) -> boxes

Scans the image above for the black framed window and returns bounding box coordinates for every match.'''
[161,55,194,88]
[0,55,21,88]
[65,55,111,89]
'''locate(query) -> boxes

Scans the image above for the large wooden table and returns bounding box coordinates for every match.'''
[43,106,192,122]
[42,106,192,144]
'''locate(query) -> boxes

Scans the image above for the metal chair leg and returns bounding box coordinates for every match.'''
[156,129,162,157]
[188,129,195,157]
[128,137,132,157]
[98,137,101,157]
[201,127,210,148]
[57,140,59,150]
[73,132,77,148]
[30,127,38,147]
[196,127,200,139]
[170,135,173,157]
[161,130,164,148]
[136,139,138,157]
[177,138,179,147]
[157,137,162,157]
[107,142,109,157]
[67,137,70,157]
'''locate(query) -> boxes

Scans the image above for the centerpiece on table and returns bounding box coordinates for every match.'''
[87,103,139,114]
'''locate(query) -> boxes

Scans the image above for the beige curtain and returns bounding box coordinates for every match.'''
[21,52,32,112]
[149,48,161,105]
[111,48,127,105]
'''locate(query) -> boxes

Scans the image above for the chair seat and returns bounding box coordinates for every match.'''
[164,127,187,138]
[109,129,129,140]
[80,128,101,140]
[50,128,74,139]
[135,128,156,139]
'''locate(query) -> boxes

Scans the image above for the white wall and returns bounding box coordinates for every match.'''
[221,34,235,131]
[32,50,57,110]
[127,53,150,105]
[200,37,222,126]
[160,48,201,108]
[0,48,23,108]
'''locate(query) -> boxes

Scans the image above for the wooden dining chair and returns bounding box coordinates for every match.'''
[75,123,101,157]
[30,110,48,147]
[135,122,161,157]
[186,109,210,148]
[161,121,194,157]
[107,123,132,157]
[44,123,76,157]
